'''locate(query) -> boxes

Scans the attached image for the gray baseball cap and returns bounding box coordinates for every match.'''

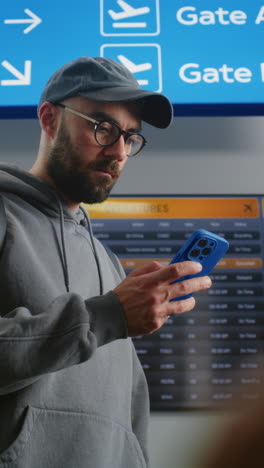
[39,56,173,128]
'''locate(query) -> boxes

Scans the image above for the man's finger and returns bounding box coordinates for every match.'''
[166,296,196,316]
[169,275,212,300]
[143,260,203,287]
[128,261,164,278]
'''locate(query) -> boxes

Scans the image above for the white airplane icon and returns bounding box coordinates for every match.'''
[108,1,150,20]
[117,55,152,73]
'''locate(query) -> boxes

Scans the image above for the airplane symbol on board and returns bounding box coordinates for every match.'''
[108,1,150,20]
[117,55,152,85]
[243,204,253,213]
[117,55,152,73]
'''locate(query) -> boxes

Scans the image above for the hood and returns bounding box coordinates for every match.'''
[0,164,76,221]
[0,164,102,294]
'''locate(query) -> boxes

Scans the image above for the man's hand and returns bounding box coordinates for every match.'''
[114,261,212,336]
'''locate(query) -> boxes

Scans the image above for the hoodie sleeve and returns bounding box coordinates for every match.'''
[0,290,128,395]
[0,186,130,395]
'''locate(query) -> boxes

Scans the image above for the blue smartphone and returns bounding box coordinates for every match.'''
[169,229,229,301]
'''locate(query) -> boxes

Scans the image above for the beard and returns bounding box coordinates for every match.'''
[46,121,121,204]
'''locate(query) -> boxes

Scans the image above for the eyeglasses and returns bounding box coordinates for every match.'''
[56,102,146,157]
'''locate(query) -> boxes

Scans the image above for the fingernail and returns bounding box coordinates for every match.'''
[205,277,212,287]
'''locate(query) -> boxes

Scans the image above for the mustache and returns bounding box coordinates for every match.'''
[88,160,121,178]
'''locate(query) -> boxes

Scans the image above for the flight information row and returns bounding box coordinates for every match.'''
[107,244,261,255]
[95,230,261,240]
[134,341,264,356]
[134,326,264,341]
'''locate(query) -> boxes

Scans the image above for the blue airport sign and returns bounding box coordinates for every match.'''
[0,0,263,116]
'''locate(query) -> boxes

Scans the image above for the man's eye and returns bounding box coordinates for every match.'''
[97,122,112,134]
[127,134,139,143]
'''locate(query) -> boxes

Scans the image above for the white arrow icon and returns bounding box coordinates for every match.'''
[118,55,152,73]
[4,9,42,34]
[108,1,150,20]
[1,60,31,86]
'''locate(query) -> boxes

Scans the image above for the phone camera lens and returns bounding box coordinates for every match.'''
[202,247,211,256]
[190,248,200,257]
[197,238,208,248]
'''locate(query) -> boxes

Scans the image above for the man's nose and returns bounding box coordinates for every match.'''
[103,135,128,161]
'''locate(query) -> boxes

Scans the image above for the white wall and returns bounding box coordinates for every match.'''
[115,116,264,196]
[1,115,264,468]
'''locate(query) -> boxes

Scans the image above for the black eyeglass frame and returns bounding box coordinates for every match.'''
[55,102,146,157]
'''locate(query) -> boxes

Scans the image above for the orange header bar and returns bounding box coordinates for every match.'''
[120,258,262,270]
[84,197,259,219]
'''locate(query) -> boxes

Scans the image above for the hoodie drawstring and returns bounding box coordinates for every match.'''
[80,205,103,296]
[55,197,103,296]
[57,199,70,292]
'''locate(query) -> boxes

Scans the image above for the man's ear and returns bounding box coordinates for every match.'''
[38,102,60,139]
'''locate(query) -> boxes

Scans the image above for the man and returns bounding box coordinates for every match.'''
[0,57,211,468]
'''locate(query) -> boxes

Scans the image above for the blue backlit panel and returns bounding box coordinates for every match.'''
[0,1,263,117]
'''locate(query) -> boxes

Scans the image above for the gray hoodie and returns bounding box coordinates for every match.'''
[0,164,149,468]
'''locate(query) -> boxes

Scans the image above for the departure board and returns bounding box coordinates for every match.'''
[87,196,264,410]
